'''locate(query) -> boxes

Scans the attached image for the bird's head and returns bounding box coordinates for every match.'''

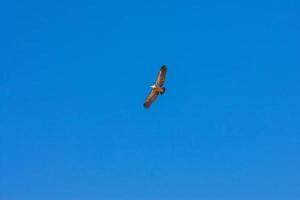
[150,84,156,89]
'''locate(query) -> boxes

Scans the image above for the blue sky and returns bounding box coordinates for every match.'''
[1,0,300,199]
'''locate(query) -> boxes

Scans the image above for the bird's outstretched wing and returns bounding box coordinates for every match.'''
[155,65,167,86]
[143,89,159,108]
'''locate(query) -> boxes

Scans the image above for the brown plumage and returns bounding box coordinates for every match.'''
[143,65,167,108]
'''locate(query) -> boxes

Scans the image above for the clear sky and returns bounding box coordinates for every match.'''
[1,0,300,199]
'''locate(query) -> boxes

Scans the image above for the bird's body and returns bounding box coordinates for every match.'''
[150,84,165,93]
[143,65,167,108]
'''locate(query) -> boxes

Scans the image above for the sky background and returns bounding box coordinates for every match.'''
[1,0,300,199]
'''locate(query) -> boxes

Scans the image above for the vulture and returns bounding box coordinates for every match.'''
[143,65,167,108]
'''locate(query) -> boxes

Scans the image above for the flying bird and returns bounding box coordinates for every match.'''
[143,65,167,108]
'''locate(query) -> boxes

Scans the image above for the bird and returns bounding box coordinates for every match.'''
[143,65,167,108]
